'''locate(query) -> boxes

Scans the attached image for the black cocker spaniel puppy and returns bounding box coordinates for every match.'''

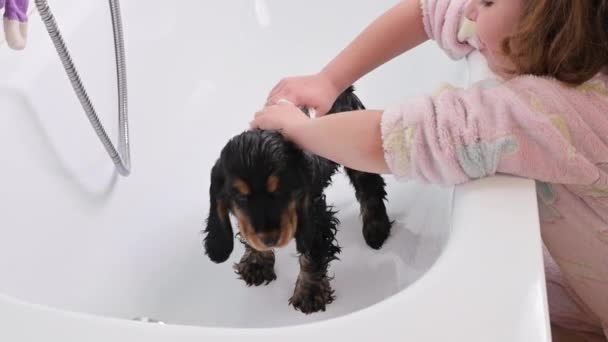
[203,86,393,314]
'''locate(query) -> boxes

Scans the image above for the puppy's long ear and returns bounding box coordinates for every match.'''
[203,160,234,263]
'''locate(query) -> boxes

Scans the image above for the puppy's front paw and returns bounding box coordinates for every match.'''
[363,214,392,250]
[289,276,334,314]
[233,249,276,286]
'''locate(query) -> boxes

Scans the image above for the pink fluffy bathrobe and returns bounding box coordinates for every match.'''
[381,0,608,337]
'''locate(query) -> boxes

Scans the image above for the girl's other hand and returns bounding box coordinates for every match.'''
[266,72,341,117]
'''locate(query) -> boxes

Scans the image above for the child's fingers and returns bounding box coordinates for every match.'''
[265,97,277,106]
[315,104,330,117]
[275,98,294,106]
[250,114,264,129]
[250,116,272,131]
[269,79,285,96]
[266,93,280,106]
[267,79,287,103]
[267,93,295,107]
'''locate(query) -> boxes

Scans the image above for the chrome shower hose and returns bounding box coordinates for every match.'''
[35,0,131,176]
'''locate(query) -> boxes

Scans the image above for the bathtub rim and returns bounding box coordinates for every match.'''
[0,176,550,342]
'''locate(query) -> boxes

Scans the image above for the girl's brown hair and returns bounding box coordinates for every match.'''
[502,0,608,85]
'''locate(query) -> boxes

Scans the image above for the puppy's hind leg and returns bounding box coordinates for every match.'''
[344,168,393,249]
[233,239,277,286]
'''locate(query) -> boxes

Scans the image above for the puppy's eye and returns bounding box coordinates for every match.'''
[232,179,251,197]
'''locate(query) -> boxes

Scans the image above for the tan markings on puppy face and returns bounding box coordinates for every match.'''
[266,175,279,193]
[233,178,251,195]
[233,206,271,252]
[277,200,297,248]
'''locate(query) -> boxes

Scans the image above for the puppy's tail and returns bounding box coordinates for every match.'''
[327,85,366,115]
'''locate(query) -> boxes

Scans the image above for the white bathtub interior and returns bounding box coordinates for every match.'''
[0,0,470,328]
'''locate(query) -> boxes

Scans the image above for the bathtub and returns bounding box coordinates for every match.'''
[0,0,550,341]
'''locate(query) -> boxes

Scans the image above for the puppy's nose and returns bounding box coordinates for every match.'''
[257,231,279,247]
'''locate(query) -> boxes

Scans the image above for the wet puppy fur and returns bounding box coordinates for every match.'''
[203,86,393,314]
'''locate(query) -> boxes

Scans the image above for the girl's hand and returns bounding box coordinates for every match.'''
[266,73,341,117]
[250,101,309,139]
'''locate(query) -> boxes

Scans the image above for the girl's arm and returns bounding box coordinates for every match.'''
[267,0,430,114]
[320,0,429,93]
[267,0,474,114]
[286,110,389,174]
[251,103,389,174]
[255,78,596,187]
